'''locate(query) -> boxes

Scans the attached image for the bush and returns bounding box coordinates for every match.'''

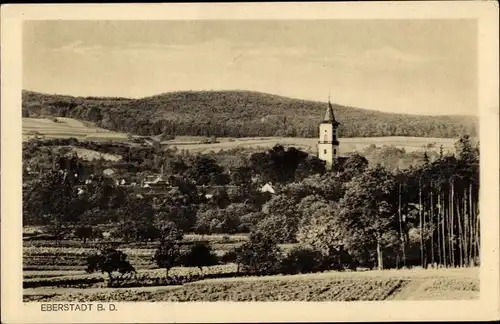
[85,248,136,280]
[181,242,219,275]
[74,226,102,243]
[280,245,326,275]
[23,275,104,289]
[237,231,282,276]
[221,249,238,264]
[106,274,191,288]
[200,136,219,144]
[194,209,242,235]
[152,240,182,277]
[320,246,359,272]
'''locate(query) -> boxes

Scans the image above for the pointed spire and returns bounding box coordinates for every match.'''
[323,95,337,123]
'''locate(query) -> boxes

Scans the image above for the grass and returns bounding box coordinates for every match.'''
[23,270,85,279]
[24,274,106,289]
[23,117,129,141]
[22,233,249,271]
[22,233,479,302]
[22,234,243,270]
[22,235,296,271]
[23,268,479,302]
[163,136,457,155]
[71,147,122,161]
[23,264,238,289]
[28,278,404,302]
[22,117,457,156]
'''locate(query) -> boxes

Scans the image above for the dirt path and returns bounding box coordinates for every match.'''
[387,279,436,300]
[387,277,479,300]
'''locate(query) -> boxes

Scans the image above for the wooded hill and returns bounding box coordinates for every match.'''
[22,90,477,139]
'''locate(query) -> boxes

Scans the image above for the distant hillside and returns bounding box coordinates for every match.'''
[22,90,477,138]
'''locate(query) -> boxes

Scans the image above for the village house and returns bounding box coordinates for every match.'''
[260,182,276,194]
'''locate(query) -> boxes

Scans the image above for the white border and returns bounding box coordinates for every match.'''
[2,2,499,323]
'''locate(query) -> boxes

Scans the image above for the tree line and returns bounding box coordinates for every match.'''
[86,229,357,284]
[23,90,477,139]
[23,136,444,187]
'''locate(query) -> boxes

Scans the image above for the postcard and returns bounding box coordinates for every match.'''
[1,2,499,323]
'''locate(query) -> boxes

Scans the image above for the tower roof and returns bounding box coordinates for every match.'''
[322,99,339,125]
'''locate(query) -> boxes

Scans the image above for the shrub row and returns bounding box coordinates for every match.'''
[24,275,105,289]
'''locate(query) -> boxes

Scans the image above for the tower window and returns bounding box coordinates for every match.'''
[333,149,337,155]
[324,149,327,154]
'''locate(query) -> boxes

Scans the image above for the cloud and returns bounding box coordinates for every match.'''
[363,46,438,64]
[50,41,105,54]
[217,43,437,73]
[288,45,442,75]
[127,42,186,51]
[50,40,180,55]
[51,41,83,52]
[47,39,441,78]
[49,39,235,57]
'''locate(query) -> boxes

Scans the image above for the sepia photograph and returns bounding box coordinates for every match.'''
[1,2,499,323]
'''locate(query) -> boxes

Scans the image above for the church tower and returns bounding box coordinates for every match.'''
[317,97,340,170]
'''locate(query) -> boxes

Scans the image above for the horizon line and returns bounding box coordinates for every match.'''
[21,88,478,118]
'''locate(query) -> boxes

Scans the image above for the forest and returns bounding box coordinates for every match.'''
[22,90,478,139]
[23,135,479,270]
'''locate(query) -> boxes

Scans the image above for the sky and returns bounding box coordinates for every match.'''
[23,20,478,116]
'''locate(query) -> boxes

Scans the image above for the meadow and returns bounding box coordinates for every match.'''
[22,117,457,156]
[23,234,289,272]
[162,136,456,155]
[23,117,128,141]
[23,266,479,302]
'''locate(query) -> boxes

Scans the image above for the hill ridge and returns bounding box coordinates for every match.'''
[23,89,474,119]
[22,89,478,139]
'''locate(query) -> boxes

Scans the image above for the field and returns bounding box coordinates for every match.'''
[22,234,289,271]
[23,117,129,141]
[24,267,479,302]
[23,234,479,302]
[22,117,457,155]
[161,136,457,155]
